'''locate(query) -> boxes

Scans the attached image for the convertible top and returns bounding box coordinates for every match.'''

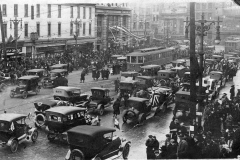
[141,65,160,69]
[91,87,109,91]
[34,99,57,107]
[50,69,67,73]
[136,76,155,80]
[50,64,67,68]
[46,106,86,115]
[54,86,81,91]
[67,125,116,138]
[0,113,27,122]
[18,76,39,80]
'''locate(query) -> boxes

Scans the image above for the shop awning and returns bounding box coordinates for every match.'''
[67,38,96,45]
[35,43,65,48]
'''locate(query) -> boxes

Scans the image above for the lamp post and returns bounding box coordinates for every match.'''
[10,17,22,65]
[30,32,38,59]
[71,18,82,56]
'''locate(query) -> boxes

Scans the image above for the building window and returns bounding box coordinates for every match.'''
[83,7,86,19]
[208,13,212,20]
[77,6,80,18]
[24,4,28,17]
[36,23,40,36]
[36,4,40,17]
[14,23,18,38]
[2,4,7,16]
[48,23,51,36]
[70,6,73,18]
[14,4,18,17]
[89,23,91,35]
[196,3,200,10]
[133,22,136,29]
[48,4,51,18]
[31,5,34,20]
[123,16,127,27]
[202,3,207,9]
[208,3,212,9]
[89,7,92,19]
[58,23,61,36]
[3,24,7,38]
[70,22,73,35]
[196,13,201,20]
[24,23,28,37]
[83,23,86,35]
[139,22,143,29]
[58,5,61,18]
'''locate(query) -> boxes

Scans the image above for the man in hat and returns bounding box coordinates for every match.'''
[176,134,189,159]
[230,85,235,101]
[146,135,155,159]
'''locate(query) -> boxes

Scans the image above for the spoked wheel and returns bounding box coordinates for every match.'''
[122,143,130,159]
[22,91,28,99]
[122,116,127,123]
[31,130,38,142]
[71,149,85,160]
[98,106,104,116]
[10,139,18,153]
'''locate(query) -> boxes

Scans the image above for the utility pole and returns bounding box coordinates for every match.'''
[0,6,7,68]
[72,18,81,56]
[10,17,22,65]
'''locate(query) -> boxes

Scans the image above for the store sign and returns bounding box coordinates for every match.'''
[0,47,22,53]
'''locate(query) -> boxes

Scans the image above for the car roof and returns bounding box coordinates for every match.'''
[171,66,186,70]
[117,57,127,60]
[210,71,223,74]
[158,70,176,73]
[18,76,39,80]
[51,64,67,67]
[141,65,160,69]
[54,86,81,91]
[136,76,154,80]
[0,113,27,122]
[67,125,116,138]
[184,72,190,74]
[46,106,86,114]
[120,80,138,84]
[151,87,172,93]
[27,69,45,72]
[121,71,138,74]
[171,60,185,63]
[50,69,67,73]
[205,59,216,61]
[127,97,149,102]
[91,87,109,91]
[34,99,57,107]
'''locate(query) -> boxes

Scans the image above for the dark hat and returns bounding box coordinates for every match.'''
[166,134,170,138]
[231,85,235,87]
[148,135,153,138]
[223,93,227,95]
[153,136,156,139]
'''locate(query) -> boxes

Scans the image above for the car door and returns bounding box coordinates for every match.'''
[14,118,26,138]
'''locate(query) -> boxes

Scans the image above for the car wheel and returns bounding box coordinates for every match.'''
[10,92,14,98]
[22,91,28,99]
[35,87,40,95]
[35,114,46,127]
[10,139,18,153]
[122,143,130,159]
[94,157,101,160]
[98,106,104,115]
[71,149,85,160]
[47,133,56,141]
[31,130,38,142]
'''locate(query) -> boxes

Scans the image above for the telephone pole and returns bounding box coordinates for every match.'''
[0,6,7,68]
[71,18,81,56]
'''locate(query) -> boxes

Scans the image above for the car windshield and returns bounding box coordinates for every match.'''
[127,100,140,110]
[103,132,113,140]
[92,90,104,98]
[18,79,28,86]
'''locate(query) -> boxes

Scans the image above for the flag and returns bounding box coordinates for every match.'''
[114,118,120,130]
[7,34,14,43]
[10,122,15,131]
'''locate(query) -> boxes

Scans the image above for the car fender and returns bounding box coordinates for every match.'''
[97,104,104,110]
[120,140,131,150]
[65,149,71,160]
[7,137,17,146]
[76,101,89,107]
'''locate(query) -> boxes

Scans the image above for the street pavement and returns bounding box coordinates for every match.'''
[0,68,239,160]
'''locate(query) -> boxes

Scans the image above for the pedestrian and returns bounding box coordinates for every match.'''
[178,122,188,135]
[114,77,120,93]
[164,134,171,147]
[230,85,235,101]
[113,98,121,118]
[167,139,178,159]
[152,136,159,152]
[96,70,100,81]
[176,134,189,159]
[146,135,155,159]
[80,68,86,83]
[169,117,180,141]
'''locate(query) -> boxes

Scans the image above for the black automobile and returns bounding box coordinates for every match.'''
[65,125,131,160]
[0,113,38,152]
[45,106,99,141]
[10,76,41,99]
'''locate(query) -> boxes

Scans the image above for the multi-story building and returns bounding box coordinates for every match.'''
[0,2,96,58]
[95,3,131,51]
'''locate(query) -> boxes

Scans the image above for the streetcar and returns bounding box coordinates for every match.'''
[126,47,176,72]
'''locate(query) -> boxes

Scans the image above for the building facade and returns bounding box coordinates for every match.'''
[0,2,96,59]
[95,3,131,51]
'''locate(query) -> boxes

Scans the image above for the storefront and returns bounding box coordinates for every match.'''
[0,41,25,61]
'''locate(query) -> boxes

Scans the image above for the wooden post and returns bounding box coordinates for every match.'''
[0,6,7,68]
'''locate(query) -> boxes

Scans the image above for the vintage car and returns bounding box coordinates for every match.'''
[27,69,48,86]
[119,80,138,99]
[45,106,90,141]
[205,59,217,66]
[42,69,68,88]
[135,76,155,89]
[202,78,221,101]
[140,64,160,77]
[182,72,190,83]
[65,125,131,160]
[50,64,68,72]
[34,99,59,128]
[120,71,139,81]
[212,55,223,62]
[10,76,40,99]
[53,86,88,106]
[157,70,177,86]
[0,113,38,152]
[80,87,114,115]
[171,60,186,67]
[170,66,188,79]
[209,71,227,87]
[122,97,151,124]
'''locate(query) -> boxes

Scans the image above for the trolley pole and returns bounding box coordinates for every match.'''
[0,6,7,68]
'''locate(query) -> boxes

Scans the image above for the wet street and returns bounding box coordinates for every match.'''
[0,69,239,160]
